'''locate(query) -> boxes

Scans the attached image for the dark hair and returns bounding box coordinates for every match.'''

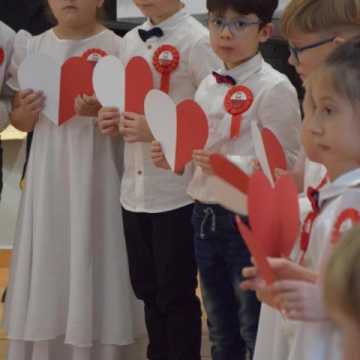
[322,35,360,107]
[206,0,279,24]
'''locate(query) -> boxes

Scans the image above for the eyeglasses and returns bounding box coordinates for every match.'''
[289,37,336,64]
[208,15,261,38]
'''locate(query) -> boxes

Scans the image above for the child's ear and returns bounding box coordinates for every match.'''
[258,23,273,43]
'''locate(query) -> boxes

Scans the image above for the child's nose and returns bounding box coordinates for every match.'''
[220,25,233,39]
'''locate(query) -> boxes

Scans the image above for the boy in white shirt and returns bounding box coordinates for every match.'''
[98,1,221,359]
[151,0,301,358]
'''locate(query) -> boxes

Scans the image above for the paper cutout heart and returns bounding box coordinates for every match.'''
[236,171,300,283]
[236,216,276,285]
[19,53,95,126]
[209,154,249,215]
[251,123,287,186]
[145,89,208,173]
[93,55,153,114]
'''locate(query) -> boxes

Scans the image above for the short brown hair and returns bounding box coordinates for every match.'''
[281,0,360,38]
[324,227,360,324]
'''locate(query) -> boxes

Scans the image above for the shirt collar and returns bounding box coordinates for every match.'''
[142,6,189,34]
[217,53,263,84]
[319,168,360,206]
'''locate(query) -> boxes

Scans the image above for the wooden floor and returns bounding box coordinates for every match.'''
[0,250,211,359]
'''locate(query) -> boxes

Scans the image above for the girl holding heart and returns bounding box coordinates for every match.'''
[4,1,141,359]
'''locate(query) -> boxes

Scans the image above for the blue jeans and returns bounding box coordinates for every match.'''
[192,203,260,360]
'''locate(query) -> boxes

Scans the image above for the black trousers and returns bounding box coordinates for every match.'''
[122,204,202,360]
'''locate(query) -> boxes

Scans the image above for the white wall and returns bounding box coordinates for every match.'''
[0,138,26,249]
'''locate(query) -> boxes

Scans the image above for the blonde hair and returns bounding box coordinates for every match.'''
[281,0,360,38]
[324,227,360,323]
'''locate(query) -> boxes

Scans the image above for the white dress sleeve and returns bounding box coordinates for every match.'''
[7,30,32,91]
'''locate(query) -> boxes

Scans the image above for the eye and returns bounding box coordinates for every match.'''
[210,17,224,27]
[234,20,248,29]
[323,107,333,115]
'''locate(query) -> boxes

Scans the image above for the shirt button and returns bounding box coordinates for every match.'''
[147,44,152,50]
[137,170,143,175]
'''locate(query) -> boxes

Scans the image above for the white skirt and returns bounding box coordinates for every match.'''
[4,117,145,360]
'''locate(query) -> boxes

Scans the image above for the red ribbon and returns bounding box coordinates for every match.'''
[331,208,360,244]
[153,45,180,94]
[0,48,4,66]
[224,85,253,139]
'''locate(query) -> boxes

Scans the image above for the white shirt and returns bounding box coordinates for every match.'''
[187,53,302,203]
[288,168,360,360]
[0,21,15,132]
[119,7,221,213]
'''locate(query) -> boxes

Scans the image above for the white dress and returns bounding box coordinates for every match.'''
[254,158,327,360]
[4,29,143,360]
[255,169,360,360]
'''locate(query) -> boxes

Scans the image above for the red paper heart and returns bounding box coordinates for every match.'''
[174,100,208,173]
[210,154,249,194]
[59,56,95,125]
[125,57,153,114]
[244,171,299,258]
[276,175,300,257]
[262,128,287,180]
[236,216,276,284]
[248,171,279,257]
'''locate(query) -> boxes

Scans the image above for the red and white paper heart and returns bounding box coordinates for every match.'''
[145,89,209,173]
[93,55,153,114]
[18,53,96,126]
[237,171,300,284]
[209,154,249,215]
[251,122,287,186]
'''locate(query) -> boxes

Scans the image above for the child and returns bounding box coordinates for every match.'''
[249,1,360,358]
[0,21,15,200]
[244,36,360,360]
[4,1,138,358]
[97,1,221,359]
[324,227,360,360]
[151,0,301,358]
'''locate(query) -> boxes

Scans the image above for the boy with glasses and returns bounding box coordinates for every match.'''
[151,0,301,358]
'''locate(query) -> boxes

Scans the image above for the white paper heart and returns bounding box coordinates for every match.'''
[93,55,125,110]
[145,89,177,170]
[18,54,61,125]
[251,122,275,187]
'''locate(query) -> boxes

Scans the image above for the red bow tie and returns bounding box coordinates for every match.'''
[307,187,321,213]
[212,71,236,86]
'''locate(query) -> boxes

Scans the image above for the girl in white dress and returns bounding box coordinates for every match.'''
[4,1,140,359]
[244,35,360,360]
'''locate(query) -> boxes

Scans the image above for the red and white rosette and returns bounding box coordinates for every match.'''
[331,208,360,244]
[0,48,4,66]
[153,44,180,94]
[224,85,253,139]
[82,48,108,63]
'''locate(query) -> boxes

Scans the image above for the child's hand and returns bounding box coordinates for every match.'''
[150,141,171,170]
[242,257,318,284]
[18,89,45,118]
[193,149,213,175]
[119,112,154,143]
[271,280,328,321]
[10,90,45,132]
[97,107,120,137]
[75,94,101,117]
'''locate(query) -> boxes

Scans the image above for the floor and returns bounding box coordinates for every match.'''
[0,250,212,359]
